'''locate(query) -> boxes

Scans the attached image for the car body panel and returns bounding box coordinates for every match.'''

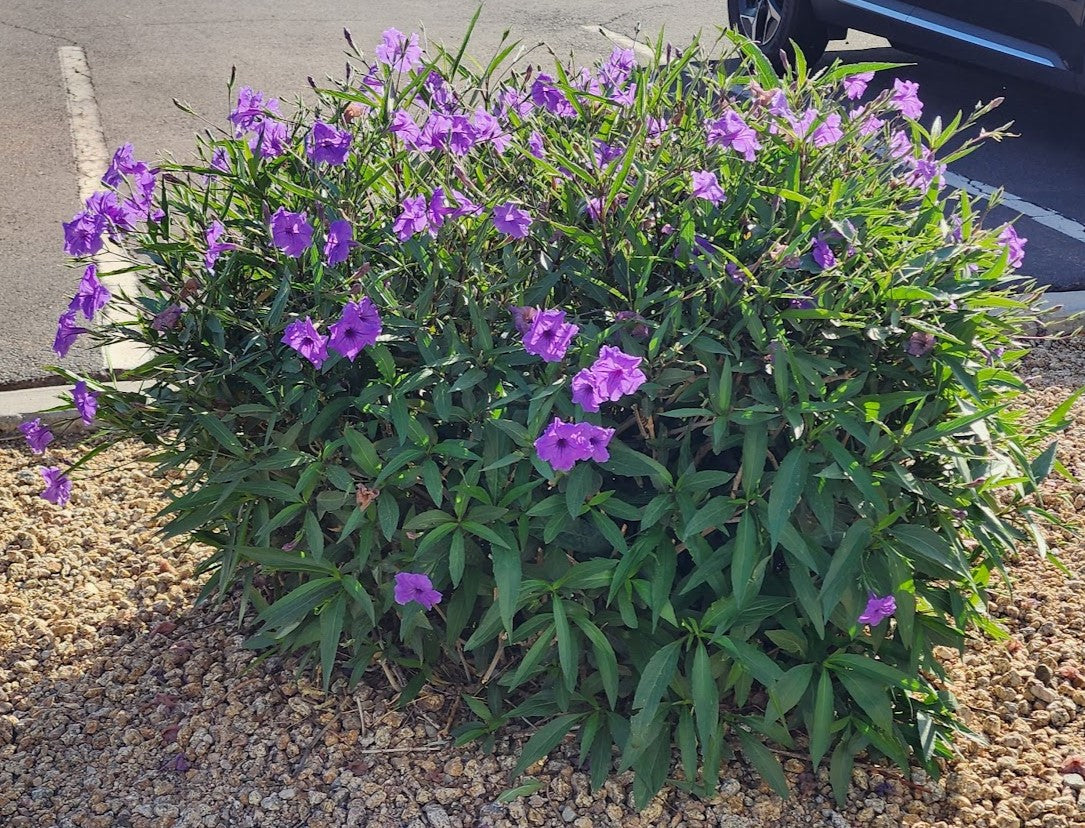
[809,0,1085,90]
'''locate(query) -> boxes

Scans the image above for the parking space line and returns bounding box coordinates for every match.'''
[582,25,657,62]
[57,45,148,373]
[944,172,1085,246]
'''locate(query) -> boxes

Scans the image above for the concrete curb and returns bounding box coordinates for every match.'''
[0,380,144,434]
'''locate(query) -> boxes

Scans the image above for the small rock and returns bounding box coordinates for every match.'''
[1062,772,1085,790]
[1035,663,1054,685]
[561,804,577,822]
[1028,682,1060,704]
[423,802,452,828]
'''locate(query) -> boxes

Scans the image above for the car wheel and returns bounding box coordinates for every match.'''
[727,0,829,69]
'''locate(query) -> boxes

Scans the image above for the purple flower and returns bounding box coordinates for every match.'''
[68,264,111,321]
[531,73,576,118]
[611,82,637,108]
[788,108,818,138]
[204,220,234,271]
[498,87,534,120]
[210,147,230,172]
[571,369,606,412]
[571,347,647,411]
[691,170,726,205]
[393,195,430,241]
[324,219,356,266]
[592,140,623,168]
[394,572,442,609]
[812,237,836,269]
[811,113,843,148]
[493,203,532,239]
[472,109,512,153]
[601,47,635,88]
[375,29,423,74]
[509,305,538,335]
[270,208,313,258]
[328,297,381,361]
[53,309,86,357]
[646,115,667,138]
[906,331,936,357]
[768,90,792,119]
[446,114,478,156]
[999,225,1027,268]
[571,66,601,97]
[850,106,885,137]
[523,308,578,363]
[151,304,183,332]
[72,380,99,425]
[230,87,278,135]
[534,417,589,472]
[889,129,912,160]
[102,143,150,187]
[706,110,761,162]
[390,110,421,147]
[907,149,946,191]
[585,196,605,223]
[282,317,329,368]
[248,119,289,159]
[790,295,815,310]
[858,593,896,626]
[307,121,352,165]
[85,191,134,237]
[450,189,483,219]
[527,131,546,159]
[62,211,105,257]
[19,418,54,454]
[425,71,457,112]
[891,79,923,120]
[842,71,875,100]
[40,467,72,506]
[576,423,615,463]
[123,171,162,223]
[615,310,651,339]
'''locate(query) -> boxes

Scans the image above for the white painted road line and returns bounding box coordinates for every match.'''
[945,171,1085,246]
[582,25,657,63]
[57,45,148,373]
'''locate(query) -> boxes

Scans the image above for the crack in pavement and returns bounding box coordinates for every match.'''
[0,18,77,45]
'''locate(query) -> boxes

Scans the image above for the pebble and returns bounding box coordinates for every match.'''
[1062,773,1085,791]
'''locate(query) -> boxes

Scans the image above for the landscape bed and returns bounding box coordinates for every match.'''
[1,337,1083,828]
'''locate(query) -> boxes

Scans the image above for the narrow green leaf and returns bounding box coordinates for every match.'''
[319,594,346,691]
[768,447,808,547]
[511,714,583,777]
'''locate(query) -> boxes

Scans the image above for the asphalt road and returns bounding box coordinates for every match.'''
[1,1,1082,387]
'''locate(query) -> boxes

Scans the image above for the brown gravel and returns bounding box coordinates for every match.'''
[2,339,1085,828]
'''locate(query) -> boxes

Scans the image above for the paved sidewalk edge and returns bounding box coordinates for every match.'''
[0,292,1081,434]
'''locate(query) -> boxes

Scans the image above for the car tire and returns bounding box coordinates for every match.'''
[727,0,829,69]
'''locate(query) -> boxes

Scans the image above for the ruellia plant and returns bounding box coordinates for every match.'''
[37,17,1073,807]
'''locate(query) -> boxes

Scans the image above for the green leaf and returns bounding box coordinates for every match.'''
[631,639,682,722]
[736,729,790,798]
[682,496,739,540]
[820,519,871,617]
[731,510,761,607]
[344,427,381,475]
[318,594,346,691]
[552,598,578,692]
[768,447,808,547]
[565,463,595,517]
[237,546,340,575]
[449,530,466,586]
[195,413,247,457]
[574,618,619,708]
[601,440,673,486]
[258,577,340,631]
[692,642,720,749]
[829,737,859,806]
[377,493,400,541]
[810,669,834,769]
[341,575,375,625]
[837,671,893,733]
[740,422,769,495]
[766,663,813,722]
[511,714,583,777]
[492,544,522,633]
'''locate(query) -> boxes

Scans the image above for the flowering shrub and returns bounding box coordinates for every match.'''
[41,23,1072,806]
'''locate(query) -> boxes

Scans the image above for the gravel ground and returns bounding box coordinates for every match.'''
[2,339,1085,828]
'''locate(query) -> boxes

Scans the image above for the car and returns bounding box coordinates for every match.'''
[727,0,1085,91]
